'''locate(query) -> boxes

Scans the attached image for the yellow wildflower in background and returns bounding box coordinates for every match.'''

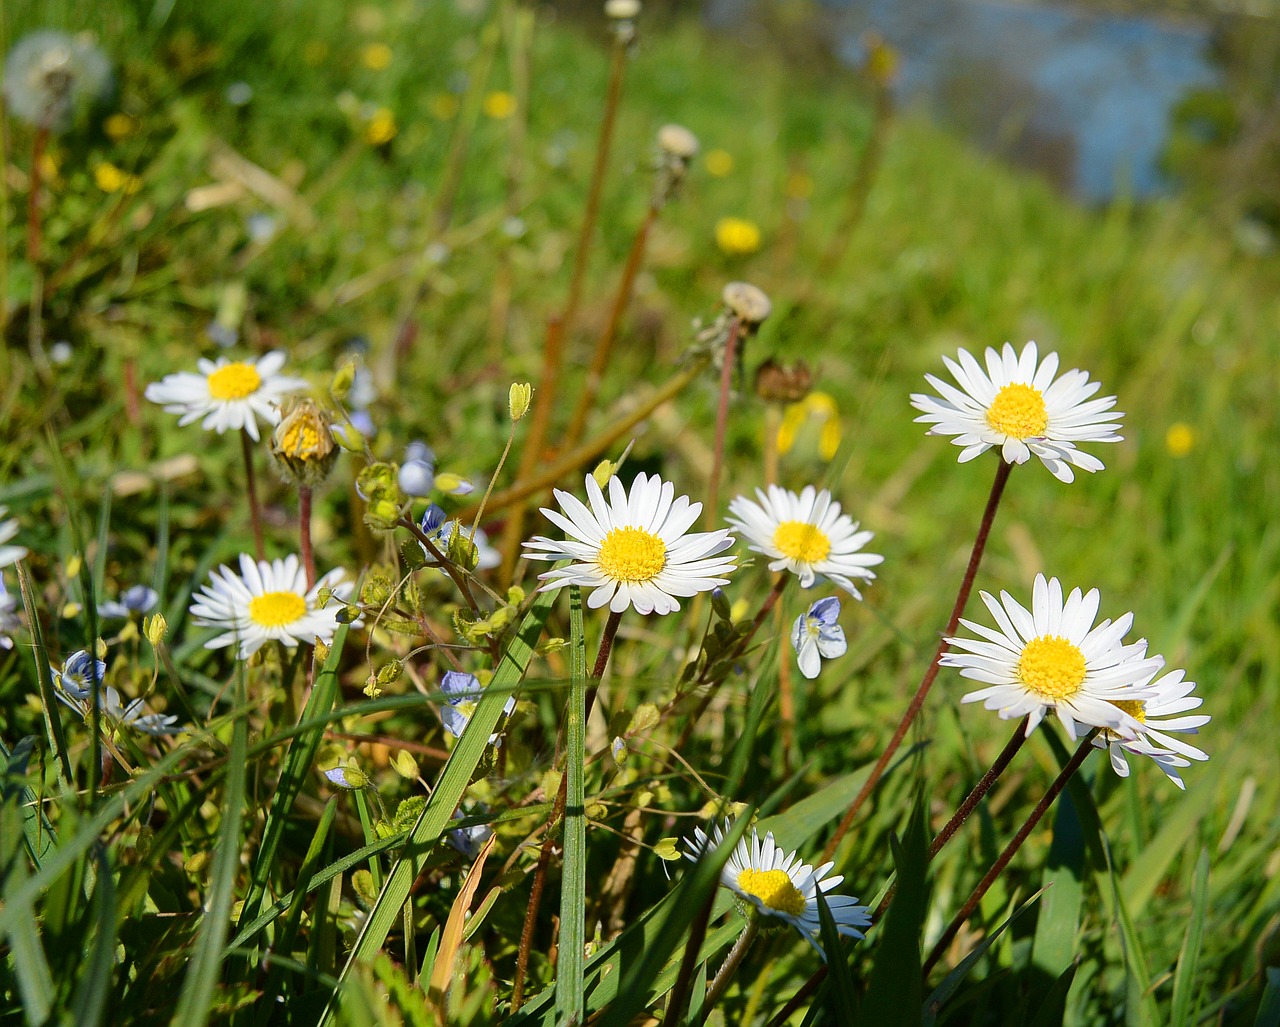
[715,216,761,256]
[361,42,392,70]
[93,161,142,194]
[429,93,459,120]
[778,392,842,461]
[1165,422,1195,458]
[365,107,397,146]
[483,91,516,119]
[705,148,734,177]
[104,112,139,140]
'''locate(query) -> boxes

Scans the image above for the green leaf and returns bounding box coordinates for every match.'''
[68,845,117,1027]
[864,799,927,1023]
[319,584,555,1025]
[1169,848,1210,1027]
[173,694,248,1027]
[554,585,588,1025]
[1030,781,1086,983]
[815,888,858,1022]
[1027,961,1080,1027]
[1255,968,1280,1027]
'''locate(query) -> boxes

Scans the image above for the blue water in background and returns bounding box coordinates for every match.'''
[710,0,1221,201]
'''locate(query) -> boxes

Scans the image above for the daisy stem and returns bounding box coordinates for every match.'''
[299,486,315,590]
[702,919,760,1020]
[922,729,1097,976]
[821,459,1012,864]
[584,608,624,723]
[872,716,1029,921]
[241,429,266,561]
[705,317,744,530]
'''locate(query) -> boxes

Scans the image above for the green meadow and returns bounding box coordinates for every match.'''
[1,1,1277,1024]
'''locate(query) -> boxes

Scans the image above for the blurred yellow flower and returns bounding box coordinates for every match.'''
[93,161,142,194]
[483,91,516,119]
[778,392,842,461]
[1165,422,1195,458]
[429,93,459,120]
[104,112,139,140]
[364,107,397,146]
[361,42,393,71]
[705,148,734,177]
[715,216,762,256]
[303,40,329,66]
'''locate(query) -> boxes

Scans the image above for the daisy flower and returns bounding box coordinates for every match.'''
[0,578,21,650]
[188,553,355,658]
[683,821,870,955]
[522,473,736,615]
[942,574,1163,739]
[910,341,1123,483]
[144,351,308,442]
[726,484,882,598]
[0,507,28,569]
[1092,668,1210,790]
[791,597,847,679]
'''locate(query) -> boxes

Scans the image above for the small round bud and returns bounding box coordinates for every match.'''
[754,357,813,404]
[144,613,168,647]
[604,0,641,18]
[657,123,698,161]
[721,281,772,326]
[508,382,533,422]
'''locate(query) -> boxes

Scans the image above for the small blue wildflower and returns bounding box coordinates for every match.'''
[438,670,515,742]
[98,584,159,620]
[447,806,494,859]
[790,597,847,680]
[52,648,107,700]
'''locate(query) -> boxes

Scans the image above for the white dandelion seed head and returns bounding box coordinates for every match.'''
[3,31,113,133]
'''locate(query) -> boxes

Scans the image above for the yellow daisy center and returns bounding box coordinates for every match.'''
[1111,698,1146,724]
[986,382,1048,439]
[248,591,307,628]
[597,527,667,582]
[1017,635,1087,700]
[737,868,807,917]
[207,362,262,401]
[773,521,831,564]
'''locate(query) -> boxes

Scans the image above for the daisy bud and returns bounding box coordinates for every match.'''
[508,382,533,422]
[331,423,365,453]
[330,359,356,399]
[271,397,339,487]
[392,750,419,779]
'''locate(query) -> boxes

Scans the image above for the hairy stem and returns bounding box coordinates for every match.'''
[241,429,266,561]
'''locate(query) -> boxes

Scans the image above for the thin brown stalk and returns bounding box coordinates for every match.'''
[563,201,659,449]
[241,429,266,561]
[923,731,1097,975]
[705,317,743,530]
[822,459,1012,864]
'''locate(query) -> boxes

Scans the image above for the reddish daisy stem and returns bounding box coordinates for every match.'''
[705,317,743,530]
[299,486,315,589]
[511,609,625,1011]
[822,459,1012,864]
[241,429,266,561]
[922,730,1097,975]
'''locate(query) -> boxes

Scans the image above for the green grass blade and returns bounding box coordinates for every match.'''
[0,735,56,868]
[68,844,117,1027]
[1255,968,1280,1027]
[1169,848,1210,1027]
[319,585,556,1025]
[1105,837,1161,1027]
[236,623,350,939]
[0,754,54,1025]
[1028,960,1081,1027]
[863,801,927,1024]
[554,585,588,1026]
[1030,783,1086,983]
[173,700,248,1027]
[815,889,858,1022]
[16,563,73,784]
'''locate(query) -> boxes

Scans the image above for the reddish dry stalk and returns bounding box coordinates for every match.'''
[299,486,315,589]
[704,317,743,530]
[27,126,48,266]
[241,429,266,561]
[563,201,659,449]
[922,731,1097,975]
[821,459,1013,864]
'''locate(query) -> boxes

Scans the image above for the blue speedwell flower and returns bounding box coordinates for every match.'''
[438,670,515,743]
[790,597,847,679]
[98,584,159,620]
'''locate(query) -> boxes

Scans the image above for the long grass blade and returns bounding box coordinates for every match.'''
[68,844,117,1027]
[1169,848,1210,1027]
[554,584,588,1026]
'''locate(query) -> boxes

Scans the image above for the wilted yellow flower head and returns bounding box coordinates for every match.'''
[271,397,339,486]
[715,216,761,257]
[754,358,813,404]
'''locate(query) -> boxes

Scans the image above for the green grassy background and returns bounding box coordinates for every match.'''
[1,0,1277,1023]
